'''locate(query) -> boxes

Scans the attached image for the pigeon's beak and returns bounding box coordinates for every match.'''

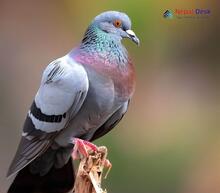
[126,29,140,46]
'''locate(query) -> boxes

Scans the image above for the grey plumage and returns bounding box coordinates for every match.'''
[7,11,138,184]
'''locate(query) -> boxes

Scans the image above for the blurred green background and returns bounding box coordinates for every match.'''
[0,0,219,193]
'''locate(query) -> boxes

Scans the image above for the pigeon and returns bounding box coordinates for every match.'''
[7,10,139,193]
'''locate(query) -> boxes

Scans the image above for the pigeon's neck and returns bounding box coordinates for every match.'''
[69,25,135,99]
[70,24,129,67]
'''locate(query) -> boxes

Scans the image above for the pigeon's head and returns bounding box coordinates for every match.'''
[92,11,140,46]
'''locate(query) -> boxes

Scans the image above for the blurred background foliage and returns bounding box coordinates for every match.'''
[0,0,219,193]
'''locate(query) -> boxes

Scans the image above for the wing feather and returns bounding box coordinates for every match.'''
[7,136,51,178]
[90,100,130,141]
[7,55,89,177]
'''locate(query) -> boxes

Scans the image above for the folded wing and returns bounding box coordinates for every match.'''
[7,56,89,177]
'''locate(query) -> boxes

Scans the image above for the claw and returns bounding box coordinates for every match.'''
[72,138,112,179]
[72,138,98,160]
[82,140,98,152]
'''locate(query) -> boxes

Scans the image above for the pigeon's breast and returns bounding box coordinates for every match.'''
[72,48,135,100]
[54,68,120,146]
[85,67,117,113]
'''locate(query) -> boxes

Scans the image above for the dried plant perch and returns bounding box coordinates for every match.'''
[73,146,112,193]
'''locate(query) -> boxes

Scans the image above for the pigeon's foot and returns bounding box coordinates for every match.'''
[72,138,98,160]
[72,138,112,177]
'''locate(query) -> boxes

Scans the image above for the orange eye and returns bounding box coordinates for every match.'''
[113,19,122,28]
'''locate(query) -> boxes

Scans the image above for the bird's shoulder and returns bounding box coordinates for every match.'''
[36,55,89,116]
[42,55,88,86]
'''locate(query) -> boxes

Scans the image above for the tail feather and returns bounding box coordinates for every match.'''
[7,137,51,178]
[7,158,75,193]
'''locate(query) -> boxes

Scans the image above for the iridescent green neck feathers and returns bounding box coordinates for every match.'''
[79,24,129,66]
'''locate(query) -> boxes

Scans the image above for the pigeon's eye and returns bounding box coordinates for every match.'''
[113,19,122,28]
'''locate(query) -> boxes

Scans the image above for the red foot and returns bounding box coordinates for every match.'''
[72,138,98,160]
[72,138,112,178]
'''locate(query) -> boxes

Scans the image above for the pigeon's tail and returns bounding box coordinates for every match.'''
[7,158,75,193]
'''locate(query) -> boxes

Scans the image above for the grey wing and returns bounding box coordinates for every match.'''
[7,56,89,177]
[90,100,130,141]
